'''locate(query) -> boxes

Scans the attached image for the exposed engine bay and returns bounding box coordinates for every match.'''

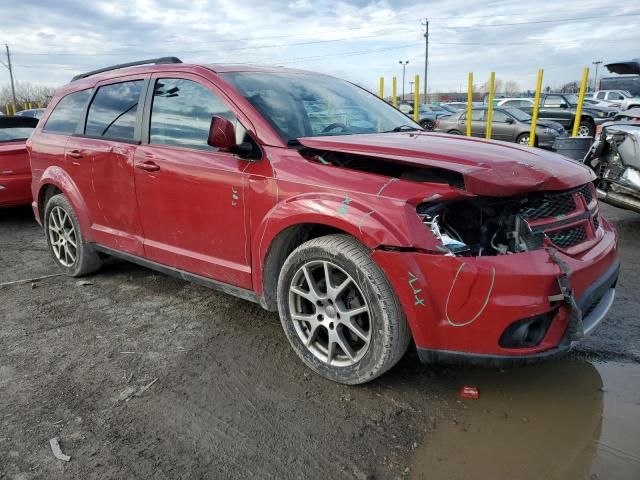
[417,183,597,256]
[417,198,549,256]
[585,123,640,213]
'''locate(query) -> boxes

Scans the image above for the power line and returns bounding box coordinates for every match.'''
[441,12,640,28]
[13,29,416,57]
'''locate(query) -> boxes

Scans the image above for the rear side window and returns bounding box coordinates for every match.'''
[85,80,143,141]
[149,78,237,151]
[43,89,92,135]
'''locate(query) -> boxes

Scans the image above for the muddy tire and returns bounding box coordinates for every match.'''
[277,234,411,384]
[44,194,102,277]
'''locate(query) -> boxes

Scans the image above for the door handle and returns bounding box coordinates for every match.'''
[136,161,160,172]
[68,150,82,159]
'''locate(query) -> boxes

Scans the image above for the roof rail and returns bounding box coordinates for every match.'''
[71,57,183,82]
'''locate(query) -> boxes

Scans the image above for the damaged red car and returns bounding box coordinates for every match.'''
[1,116,39,207]
[28,58,619,384]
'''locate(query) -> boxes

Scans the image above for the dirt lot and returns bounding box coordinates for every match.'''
[1,204,639,480]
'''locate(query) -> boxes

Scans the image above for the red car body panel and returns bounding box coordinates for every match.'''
[0,140,32,207]
[28,63,619,364]
[297,132,596,196]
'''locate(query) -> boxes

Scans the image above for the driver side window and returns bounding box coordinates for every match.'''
[149,78,240,151]
[543,96,565,107]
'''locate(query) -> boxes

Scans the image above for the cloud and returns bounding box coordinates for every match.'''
[1,0,639,93]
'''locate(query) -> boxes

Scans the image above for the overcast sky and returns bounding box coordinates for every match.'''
[1,0,639,94]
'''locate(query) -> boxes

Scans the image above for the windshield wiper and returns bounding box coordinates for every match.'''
[383,125,423,133]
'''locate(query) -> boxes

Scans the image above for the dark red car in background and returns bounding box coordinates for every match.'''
[27,58,619,384]
[0,116,38,207]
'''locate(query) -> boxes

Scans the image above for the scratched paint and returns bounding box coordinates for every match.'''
[231,187,239,206]
[408,271,426,307]
[337,196,352,217]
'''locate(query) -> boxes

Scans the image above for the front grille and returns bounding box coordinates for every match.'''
[520,192,576,221]
[578,183,594,204]
[548,226,587,249]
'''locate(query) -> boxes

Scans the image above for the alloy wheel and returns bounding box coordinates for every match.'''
[579,125,591,137]
[518,135,530,145]
[48,206,77,267]
[288,260,372,367]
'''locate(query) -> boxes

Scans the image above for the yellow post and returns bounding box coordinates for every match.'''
[392,76,397,107]
[529,69,544,147]
[572,67,590,137]
[413,75,420,123]
[466,72,473,137]
[379,77,384,99]
[485,72,495,139]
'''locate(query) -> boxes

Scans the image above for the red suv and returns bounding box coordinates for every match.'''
[28,58,619,384]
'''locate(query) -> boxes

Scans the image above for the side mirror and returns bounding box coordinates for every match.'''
[505,117,514,124]
[560,103,568,109]
[208,115,236,151]
[208,115,255,159]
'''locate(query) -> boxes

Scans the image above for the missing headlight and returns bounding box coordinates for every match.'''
[417,197,546,256]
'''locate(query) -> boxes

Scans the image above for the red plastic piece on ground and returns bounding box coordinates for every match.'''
[460,386,480,399]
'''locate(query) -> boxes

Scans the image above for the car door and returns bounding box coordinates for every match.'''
[134,74,254,289]
[540,95,571,127]
[490,110,516,141]
[457,109,485,137]
[64,76,147,256]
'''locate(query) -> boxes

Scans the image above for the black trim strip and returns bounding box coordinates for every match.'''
[89,244,264,307]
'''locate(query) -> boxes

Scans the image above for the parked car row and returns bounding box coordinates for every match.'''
[433,106,565,147]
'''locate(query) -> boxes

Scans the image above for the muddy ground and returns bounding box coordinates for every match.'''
[1,204,639,480]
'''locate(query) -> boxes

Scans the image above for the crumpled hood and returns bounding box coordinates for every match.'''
[297,132,595,196]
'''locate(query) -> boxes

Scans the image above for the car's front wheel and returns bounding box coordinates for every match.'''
[44,194,103,276]
[578,121,595,137]
[277,234,411,384]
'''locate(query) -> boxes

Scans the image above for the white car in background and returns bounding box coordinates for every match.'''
[594,90,640,110]
[495,98,534,108]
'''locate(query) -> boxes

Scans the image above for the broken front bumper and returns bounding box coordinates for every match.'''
[372,218,619,366]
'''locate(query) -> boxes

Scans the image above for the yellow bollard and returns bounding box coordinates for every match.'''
[485,72,496,139]
[529,69,544,147]
[413,75,420,123]
[379,77,384,99]
[572,67,590,137]
[392,77,397,107]
[467,72,473,137]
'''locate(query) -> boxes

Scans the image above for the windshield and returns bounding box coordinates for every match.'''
[221,72,420,142]
[0,127,34,142]
[563,94,579,105]
[621,90,633,98]
[503,107,531,121]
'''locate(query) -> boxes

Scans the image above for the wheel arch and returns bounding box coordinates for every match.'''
[253,195,411,311]
[36,166,93,240]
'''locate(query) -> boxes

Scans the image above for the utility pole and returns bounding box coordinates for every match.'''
[409,81,414,97]
[421,18,428,103]
[399,60,409,101]
[592,60,602,92]
[2,44,18,109]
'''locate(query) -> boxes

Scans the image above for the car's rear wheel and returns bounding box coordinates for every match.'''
[44,194,102,276]
[516,133,532,146]
[578,121,594,137]
[447,129,462,135]
[420,119,435,130]
[277,234,411,384]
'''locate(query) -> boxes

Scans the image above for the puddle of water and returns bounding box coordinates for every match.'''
[411,360,640,480]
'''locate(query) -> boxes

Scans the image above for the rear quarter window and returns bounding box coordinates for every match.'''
[43,89,93,135]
